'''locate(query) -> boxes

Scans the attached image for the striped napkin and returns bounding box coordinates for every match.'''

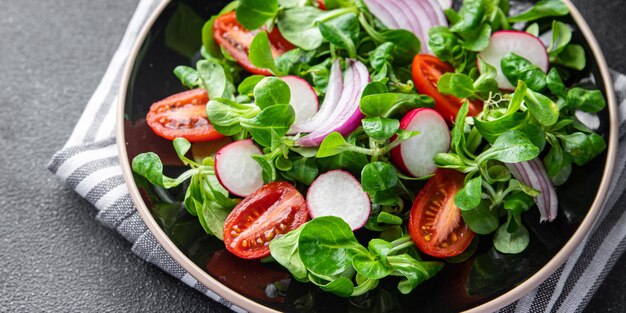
[48,0,626,312]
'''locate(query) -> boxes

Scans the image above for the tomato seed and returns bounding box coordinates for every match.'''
[424,234,432,242]
[451,233,458,242]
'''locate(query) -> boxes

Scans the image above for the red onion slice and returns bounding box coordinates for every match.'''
[506,159,558,222]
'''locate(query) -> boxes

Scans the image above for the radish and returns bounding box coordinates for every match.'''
[214,139,264,198]
[478,30,549,90]
[390,108,451,177]
[306,170,371,230]
[281,76,319,135]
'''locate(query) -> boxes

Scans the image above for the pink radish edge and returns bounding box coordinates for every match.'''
[281,76,319,135]
[214,139,264,198]
[390,108,451,178]
[306,170,371,230]
[478,30,549,91]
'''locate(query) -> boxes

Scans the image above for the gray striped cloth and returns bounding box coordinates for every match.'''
[48,0,626,312]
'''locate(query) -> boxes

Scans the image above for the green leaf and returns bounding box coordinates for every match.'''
[254,77,291,109]
[173,66,200,89]
[461,23,492,52]
[559,132,606,166]
[501,53,547,92]
[548,20,572,58]
[361,162,399,192]
[352,250,393,280]
[236,0,278,30]
[285,157,319,185]
[269,226,309,281]
[493,222,529,254]
[238,75,265,96]
[370,42,395,71]
[474,57,499,94]
[454,176,483,211]
[164,4,204,59]
[461,202,499,235]
[377,29,421,64]
[318,150,369,176]
[552,44,586,70]
[276,48,316,75]
[132,153,186,189]
[251,155,277,184]
[317,132,352,158]
[205,98,250,136]
[566,87,606,113]
[376,212,403,225]
[241,104,295,147]
[309,275,355,297]
[478,130,539,164]
[438,73,475,98]
[508,0,569,23]
[360,93,398,117]
[276,6,325,50]
[298,216,365,277]
[450,101,470,155]
[172,138,194,166]
[525,23,539,36]
[546,68,567,99]
[197,59,235,100]
[362,81,388,97]
[503,192,534,215]
[387,255,443,294]
[450,0,487,33]
[249,32,281,76]
[524,87,560,126]
[318,13,359,57]
[198,199,232,241]
[361,117,399,141]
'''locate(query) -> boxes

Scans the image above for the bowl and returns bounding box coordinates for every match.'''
[116,0,618,312]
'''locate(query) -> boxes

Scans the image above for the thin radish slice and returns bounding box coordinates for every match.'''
[506,159,558,222]
[390,108,451,177]
[297,60,369,147]
[291,60,343,133]
[478,30,549,90]
[215,139,264,198]
[306,170,371,230]
[282,76,319,135]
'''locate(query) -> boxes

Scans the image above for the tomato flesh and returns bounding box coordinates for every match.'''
[409,169,475,258]
[412,54,483,122]
[223,182,308,259]
[213,12,294,76]
[145,88,224,142]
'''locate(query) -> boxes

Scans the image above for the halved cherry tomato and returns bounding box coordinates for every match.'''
[213,12,295,76]
[412,54,483,122]
[146,88,224,142]
[408,169,475,258]
[223,182,308,259]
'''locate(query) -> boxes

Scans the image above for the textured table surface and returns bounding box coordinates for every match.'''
[1,0,624,312]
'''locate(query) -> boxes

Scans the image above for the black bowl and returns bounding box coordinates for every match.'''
[117,1,618,312]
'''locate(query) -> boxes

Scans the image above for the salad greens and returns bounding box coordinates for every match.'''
[131,0,608,300]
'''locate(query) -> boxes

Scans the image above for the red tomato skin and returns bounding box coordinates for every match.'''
[412,54,483,122]
[145,88,224,142]
[317,0,327,10]
[213,12,294,76]
[223,182,308,259]
[408,169,475,258]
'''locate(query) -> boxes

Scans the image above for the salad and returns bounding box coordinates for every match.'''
[132,0,607,299]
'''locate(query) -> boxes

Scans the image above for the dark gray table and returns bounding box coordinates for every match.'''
[1,0,623,312]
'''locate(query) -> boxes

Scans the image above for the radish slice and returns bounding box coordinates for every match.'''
[215,139,264,198]
[291,60,343,133]
[478,30,549,90]
[390,108,451,177]
[306,170,371,230]
[363,0,448,54]
[282,76,319,135]
[297,60,369,147]
[506,159,558,222]
[437,0,452,10]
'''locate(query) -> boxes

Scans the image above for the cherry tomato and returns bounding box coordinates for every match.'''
[223,182,308,259]
[408,169,475,258]
[206,249,290,303]
[213,12,294,76]
[317,0,327,10]
[412,54,483,122]
[146,88,224,142]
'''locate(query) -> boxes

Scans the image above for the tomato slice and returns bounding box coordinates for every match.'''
[408,169,475,258]
[223,182,308,259]
[213,12,294,76]
[412,54,483,122]
[145,88,224,142]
